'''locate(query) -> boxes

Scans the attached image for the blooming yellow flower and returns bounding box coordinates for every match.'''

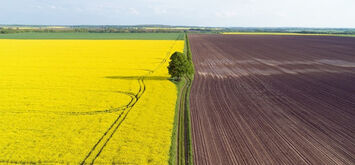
[0,39,184,164]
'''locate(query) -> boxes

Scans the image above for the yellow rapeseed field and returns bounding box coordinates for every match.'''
[0,39,184,164]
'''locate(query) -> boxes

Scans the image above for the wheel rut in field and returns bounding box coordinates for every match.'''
[81,34,183,164]
[0,90,136,116]
[177,76,191,165]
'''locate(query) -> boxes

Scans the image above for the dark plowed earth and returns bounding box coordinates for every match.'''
[189,34,355,165]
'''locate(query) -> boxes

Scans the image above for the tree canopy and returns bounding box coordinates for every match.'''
[167,51,192,80]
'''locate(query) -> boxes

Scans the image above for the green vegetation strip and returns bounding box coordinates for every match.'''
[169,33,194,165]
[0,32,184,40]
[169,79,183,165]
[184,33,194,165]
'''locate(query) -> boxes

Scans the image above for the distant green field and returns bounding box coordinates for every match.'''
[0,32,184,40]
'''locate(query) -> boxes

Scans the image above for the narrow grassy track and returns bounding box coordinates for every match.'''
[175,75,193,165]
[175,33,194,165]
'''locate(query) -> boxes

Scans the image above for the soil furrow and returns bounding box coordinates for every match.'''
[189,34,355,164]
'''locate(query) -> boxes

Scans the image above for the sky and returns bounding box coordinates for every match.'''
[1,0,355,28]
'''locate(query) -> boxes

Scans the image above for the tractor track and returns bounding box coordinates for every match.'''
[0,91,136,116]
[176,34,194,165]
[177,75,191,165]
[80,34,183,164]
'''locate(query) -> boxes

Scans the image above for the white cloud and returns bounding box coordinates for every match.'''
[215,11,237,18]
[0,0,355,27]
[149,6,167,15]
[129,8,140,15]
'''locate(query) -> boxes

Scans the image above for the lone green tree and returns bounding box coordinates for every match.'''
[167,51,190,80]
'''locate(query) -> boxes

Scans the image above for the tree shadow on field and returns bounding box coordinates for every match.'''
[104,76,171,81]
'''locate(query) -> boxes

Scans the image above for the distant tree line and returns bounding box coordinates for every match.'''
[223,27,355,34]
[0,27,209,34]
[0,26,226,34]
[2,26,354,35]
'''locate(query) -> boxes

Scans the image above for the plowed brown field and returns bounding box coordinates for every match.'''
[189,34,355,165]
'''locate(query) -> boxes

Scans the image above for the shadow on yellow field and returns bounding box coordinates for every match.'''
[104,75,170,80]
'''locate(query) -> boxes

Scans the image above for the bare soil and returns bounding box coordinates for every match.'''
[189,34,355,164]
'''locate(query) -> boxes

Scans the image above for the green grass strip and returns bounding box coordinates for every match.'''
[185,33,194,165]
[0,32,184,40]
[169,78,184,165]
[169,33,194,165]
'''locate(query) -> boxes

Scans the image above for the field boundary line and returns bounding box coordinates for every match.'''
[175,33,194,165]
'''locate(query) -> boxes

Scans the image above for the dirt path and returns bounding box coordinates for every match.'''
[189,34,355,164]
[176,75,193,165]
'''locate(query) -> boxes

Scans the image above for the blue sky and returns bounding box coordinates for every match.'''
[1,0,354,27]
